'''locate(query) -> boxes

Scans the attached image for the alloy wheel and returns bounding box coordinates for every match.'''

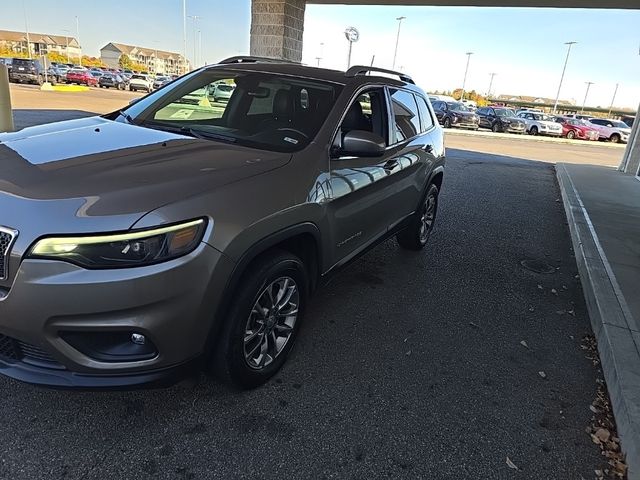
[419,192,437,243]
[244,277,299,370]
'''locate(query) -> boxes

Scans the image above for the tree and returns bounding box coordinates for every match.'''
[118,54,132,69]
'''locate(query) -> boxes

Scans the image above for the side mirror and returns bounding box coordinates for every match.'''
[340,130,385,157]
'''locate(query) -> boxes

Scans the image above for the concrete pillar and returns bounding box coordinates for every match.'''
[0,64,14,133]
[619,102,640,175]
[250,0,305,62]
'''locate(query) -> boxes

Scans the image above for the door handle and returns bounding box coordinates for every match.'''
[383,159,399,171]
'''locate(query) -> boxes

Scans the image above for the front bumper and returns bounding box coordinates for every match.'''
[503,123,526,133]
[0,242,234,389]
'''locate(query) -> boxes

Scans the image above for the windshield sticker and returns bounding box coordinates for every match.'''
[283,137,299,145]
[170,109,194,119]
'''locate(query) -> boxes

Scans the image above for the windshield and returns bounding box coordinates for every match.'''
[495,109,516,117]
[124,69,343,153]
[532,114,554,121]
[446,102,469,112]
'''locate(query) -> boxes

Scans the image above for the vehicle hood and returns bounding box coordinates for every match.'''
[0,117,291,234]
[451,109,477,117]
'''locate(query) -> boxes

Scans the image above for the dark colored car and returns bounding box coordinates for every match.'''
[47,64,69,84]
[431,100,479,129]
[0,58,445,390]
[553,116,599,141]
[8,58,45,85]
[476,106,526,133]
[66,68,98,86]
[98,73,127,90]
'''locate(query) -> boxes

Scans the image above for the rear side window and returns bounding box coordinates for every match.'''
[389,89,421,143]
[415,95,434,132]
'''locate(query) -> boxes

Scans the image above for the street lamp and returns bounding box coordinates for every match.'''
[487,72,497,98]
[608,83,619,117]
[182,0,187,73]
[460,52,473,102]
[75,16,81,66]
[552,41,577,113]
[315,42,324,67]
[187,15,202,69]
[580,81,594,114]
[392,16,406,71]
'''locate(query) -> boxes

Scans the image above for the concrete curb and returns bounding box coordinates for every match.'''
[448,128,626,149]
[557,163,640,479]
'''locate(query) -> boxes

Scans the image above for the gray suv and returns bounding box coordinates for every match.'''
[0,57,445,389]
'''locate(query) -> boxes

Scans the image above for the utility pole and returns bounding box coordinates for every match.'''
[188,15,202,68]
[75,16,81,66]
[580,81,594,114]
[23,0,32,57]
[487,72,497,98]
[552,41,577,113]
[315,42,324,67]
[608,83,619,117]
[392,16,406,70]
[460,52,473,102]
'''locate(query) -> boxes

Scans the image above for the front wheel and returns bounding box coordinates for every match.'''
[491,122,500,133]
[530,126,538,136]
[210,251,308,389]
[397,183,439,251]
[610,133,620,143]
[566,130,576,139]
[443,117,452,128]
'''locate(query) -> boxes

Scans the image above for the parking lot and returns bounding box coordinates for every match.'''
[0,85,626,479]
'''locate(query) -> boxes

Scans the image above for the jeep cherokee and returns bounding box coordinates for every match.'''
[0,57,445,389]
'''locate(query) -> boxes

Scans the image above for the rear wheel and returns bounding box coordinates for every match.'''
[610,133,621,143]
[210,251,308,389]
[397,183,439,251]
[566,130,576,139]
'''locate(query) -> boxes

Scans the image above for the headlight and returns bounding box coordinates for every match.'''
[28,219,206,269]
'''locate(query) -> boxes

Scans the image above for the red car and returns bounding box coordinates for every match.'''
[65,69,98,87]
[554,116,599,141]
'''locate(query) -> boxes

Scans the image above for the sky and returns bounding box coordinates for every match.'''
[2,1,639,109]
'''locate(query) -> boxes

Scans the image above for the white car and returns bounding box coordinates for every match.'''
[517,111,563,137]
[129,74,153,93]
[587,118,631,144]
[212,83,235,102]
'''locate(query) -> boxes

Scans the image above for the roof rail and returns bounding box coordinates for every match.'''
[345,66,414,84]
[218,56,299,65]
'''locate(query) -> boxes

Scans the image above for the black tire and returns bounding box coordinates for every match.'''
[36,75,44,86]
[610,133,620,144]
[566,130,576,139]
[210,250,309,389]
[443,117,452,129]
[491,122,500,133]
[397,183,439,251]
[530,126,539,136]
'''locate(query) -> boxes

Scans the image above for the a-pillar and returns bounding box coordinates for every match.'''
[250,0,305,62]
[619,101,640,176]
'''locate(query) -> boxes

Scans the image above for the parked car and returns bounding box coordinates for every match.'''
[460,99,477,110]
[476,106,526,133]
[153,75,172,90]
[516,111,563,136]
[553,116,599,140]
[620,115,635,128]
[0,57,12,73]
[588,118,631,143]
[129,74,153,92]
[66,68,98,86]
[431,100,479,129]
[212,82,236,102]
[8,58,45,85]
[98,73,126,90]
[0,58,445,390]
[565,113,593,121]
[48,64,69,83]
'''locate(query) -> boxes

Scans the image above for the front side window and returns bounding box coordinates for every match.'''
[389,89,421,143]
[337,88,388,146]
[126,69,343,153]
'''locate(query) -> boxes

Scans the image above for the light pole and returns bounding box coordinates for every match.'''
[23,0,32,57]
[608,83,619,117]
[75,16,81,66]
[552,41,577,113]
[460,52,473,102]
[315,42,324,67]
[580,81,594,114]
[392,16,406,70]
[61,29,71,63]
[487,72,497,98]
[188,15,202,69]
[344,27,360,69]
[182,0,187,73]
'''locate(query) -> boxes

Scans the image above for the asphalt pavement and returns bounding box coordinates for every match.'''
[0,110,610,479]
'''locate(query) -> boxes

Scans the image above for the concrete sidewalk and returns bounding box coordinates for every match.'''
[557,163,640,478]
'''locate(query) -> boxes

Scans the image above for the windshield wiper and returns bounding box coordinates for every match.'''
[118,110,134,124]
[179,127,237,143]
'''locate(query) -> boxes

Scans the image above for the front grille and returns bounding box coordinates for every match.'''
[0,334,65,369]
[0,227,17,280]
